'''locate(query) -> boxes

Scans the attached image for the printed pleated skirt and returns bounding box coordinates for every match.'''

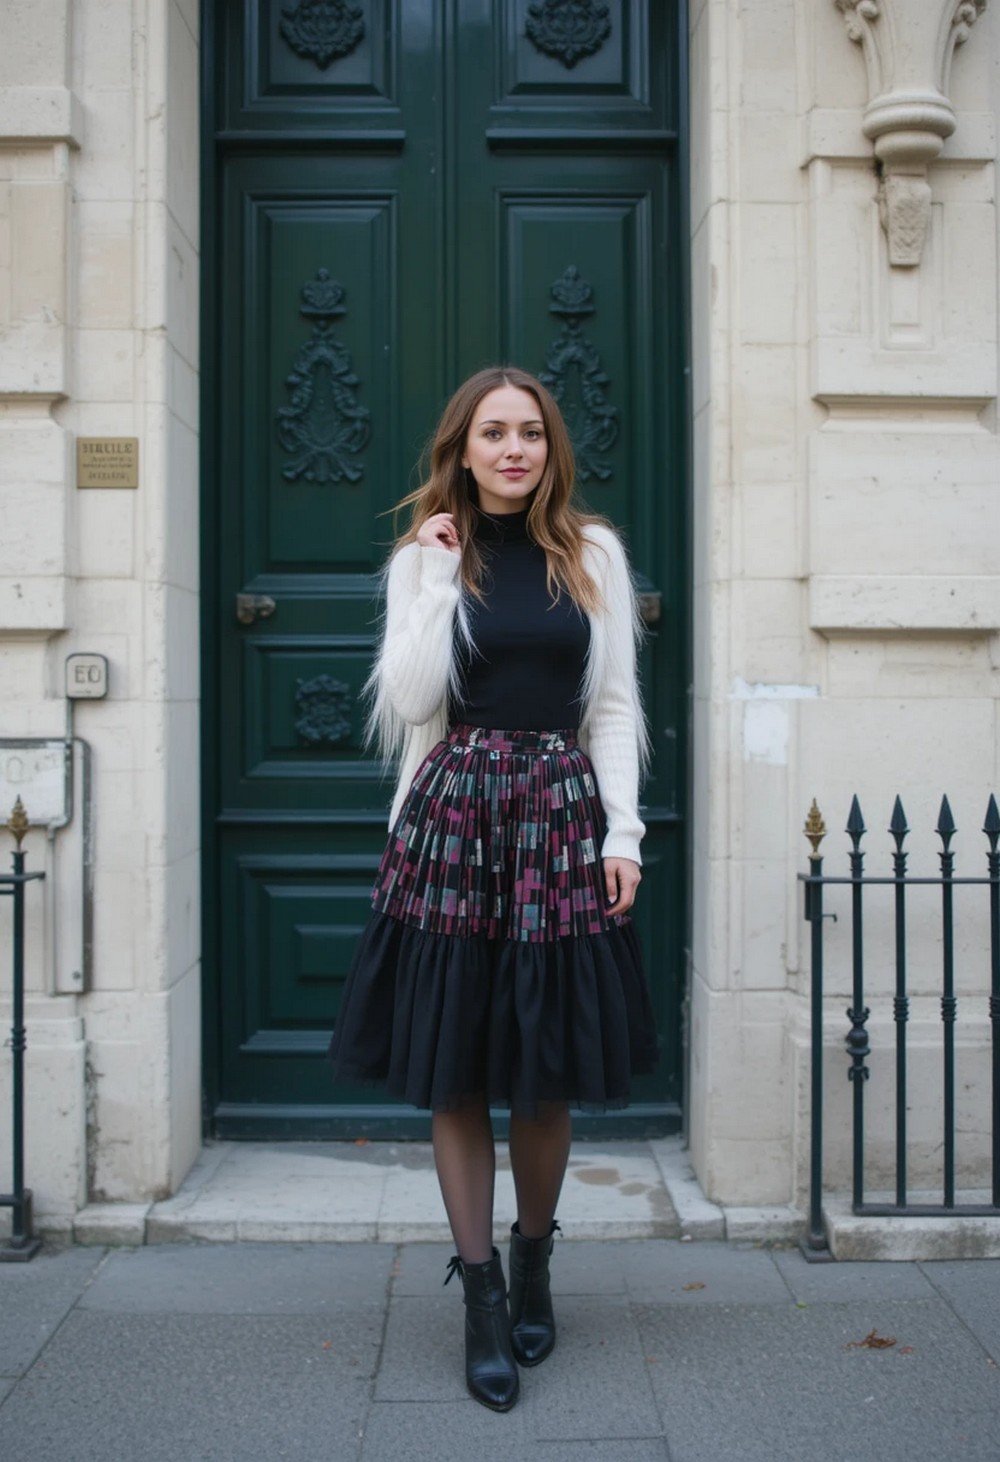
[328,723,659,1116]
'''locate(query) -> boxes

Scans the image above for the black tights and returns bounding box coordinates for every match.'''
[432,1098,572,1265]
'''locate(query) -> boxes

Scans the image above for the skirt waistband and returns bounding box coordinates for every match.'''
[446,724,577,755]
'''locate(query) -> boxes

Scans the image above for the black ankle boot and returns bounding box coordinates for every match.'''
[444,1249,519,1412]
[508,1221,559,1367]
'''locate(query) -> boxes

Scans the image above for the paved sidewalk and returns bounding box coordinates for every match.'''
[2,1237,999,1461]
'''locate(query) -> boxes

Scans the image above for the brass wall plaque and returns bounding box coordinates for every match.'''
[77,437,139,488]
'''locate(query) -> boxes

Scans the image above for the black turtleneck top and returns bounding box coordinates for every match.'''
[450,507,591,732]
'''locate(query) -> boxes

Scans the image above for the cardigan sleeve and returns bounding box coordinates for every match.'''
[581,526,647,866]
[378,542,462,727]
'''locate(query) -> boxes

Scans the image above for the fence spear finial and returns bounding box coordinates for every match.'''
[804,799,827,858]
[6,797,29,851]
[937,794,957,851]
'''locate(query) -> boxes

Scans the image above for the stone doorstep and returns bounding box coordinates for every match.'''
[32,1149,1000,1257]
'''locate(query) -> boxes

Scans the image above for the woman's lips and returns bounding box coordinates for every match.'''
[500,468,528,478]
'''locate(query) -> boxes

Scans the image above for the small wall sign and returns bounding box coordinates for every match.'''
[77,437,139,488]
[66,653,109,700]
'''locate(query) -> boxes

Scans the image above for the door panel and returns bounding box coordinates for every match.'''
[204,0,687,1135]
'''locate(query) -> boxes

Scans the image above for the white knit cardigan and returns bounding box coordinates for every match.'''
[368,522,649,866]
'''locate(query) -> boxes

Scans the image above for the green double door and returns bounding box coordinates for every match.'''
[202,0,688,1135]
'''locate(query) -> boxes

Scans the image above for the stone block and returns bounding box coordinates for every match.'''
[85,1001,173,1201]
[164,412,200,592]
[73,1203,150,1246]
[0,1,71,89]
[75,198,134,324]
[74,88,135,202]
[737,0,797,114]
[77,490,136,578]
[169,343,199,432]
[166,0,200,249]
[824,1195,1000,1261]
[739,480,803,580]
[738,204,798,345]
[732,344,799,483]
[690,207,728,418]
[732,578,809,685]
[0,177,69,394]
[724,1205,803,1243]
[165,959,200,1189]
[0,87,83,143]
[691,988,796,1205]
[74,327,135,402]
[808,428,999,581]
[824,633,997,702]
[0,1013,87,1220]
[77,0,136,90]
[739,112,802,203]
[165,210,199,368]
[738,859,791,990]
[163,851,201,991]
[810,574,1000,633]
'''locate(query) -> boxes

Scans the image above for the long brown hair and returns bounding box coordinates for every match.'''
[394,366,607,612]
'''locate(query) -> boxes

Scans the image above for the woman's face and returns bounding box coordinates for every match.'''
[462,385,548,515]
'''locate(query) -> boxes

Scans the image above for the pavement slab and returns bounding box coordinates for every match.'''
[359,1400,532,1460]
[359,1403,668,1462]
[613,1238,791,1305]
[78,1240,396,1315]
[771,1247,939,1303]
[0,1245,106,1378]
[918,1259,1000,1359]
[634,1298,1000,1462]
[375,1293,468,1403]
[515,1294,662,1442]
[0,1311,378,1462]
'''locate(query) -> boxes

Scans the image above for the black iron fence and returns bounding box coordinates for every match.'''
[799,793,1000,1259]
[1,797,44,1260]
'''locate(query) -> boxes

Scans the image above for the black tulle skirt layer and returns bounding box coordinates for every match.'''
[328,725,659,1116]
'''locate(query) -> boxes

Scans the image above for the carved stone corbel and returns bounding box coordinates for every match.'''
[835,0,988,265]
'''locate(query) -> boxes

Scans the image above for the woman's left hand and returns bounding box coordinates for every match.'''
[603,858,641,916]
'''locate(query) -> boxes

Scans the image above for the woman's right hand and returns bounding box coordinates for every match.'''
[416,513,461,556]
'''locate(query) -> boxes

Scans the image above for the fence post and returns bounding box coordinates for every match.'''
[1,797,43,1261]
[845,797,870,1211]
[889,797,909,1208]
[802,801,832,1259]
[937,797,957,1209]
[985,796,1000,1209]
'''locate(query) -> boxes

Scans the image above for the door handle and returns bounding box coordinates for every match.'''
[236,593,276,625]
[636,590,661,626]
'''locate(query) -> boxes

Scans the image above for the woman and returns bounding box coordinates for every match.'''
[330,365,657,1411]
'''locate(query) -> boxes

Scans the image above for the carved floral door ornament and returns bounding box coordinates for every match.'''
[539,266,619,482]
[525,0,612,68]
[834,0,988,266]
[276,269,372,485]
[294,674,353,746]
[279,0,365,68]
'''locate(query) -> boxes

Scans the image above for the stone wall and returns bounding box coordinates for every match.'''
[0,0,201,1226]
[688,0,999,1206]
